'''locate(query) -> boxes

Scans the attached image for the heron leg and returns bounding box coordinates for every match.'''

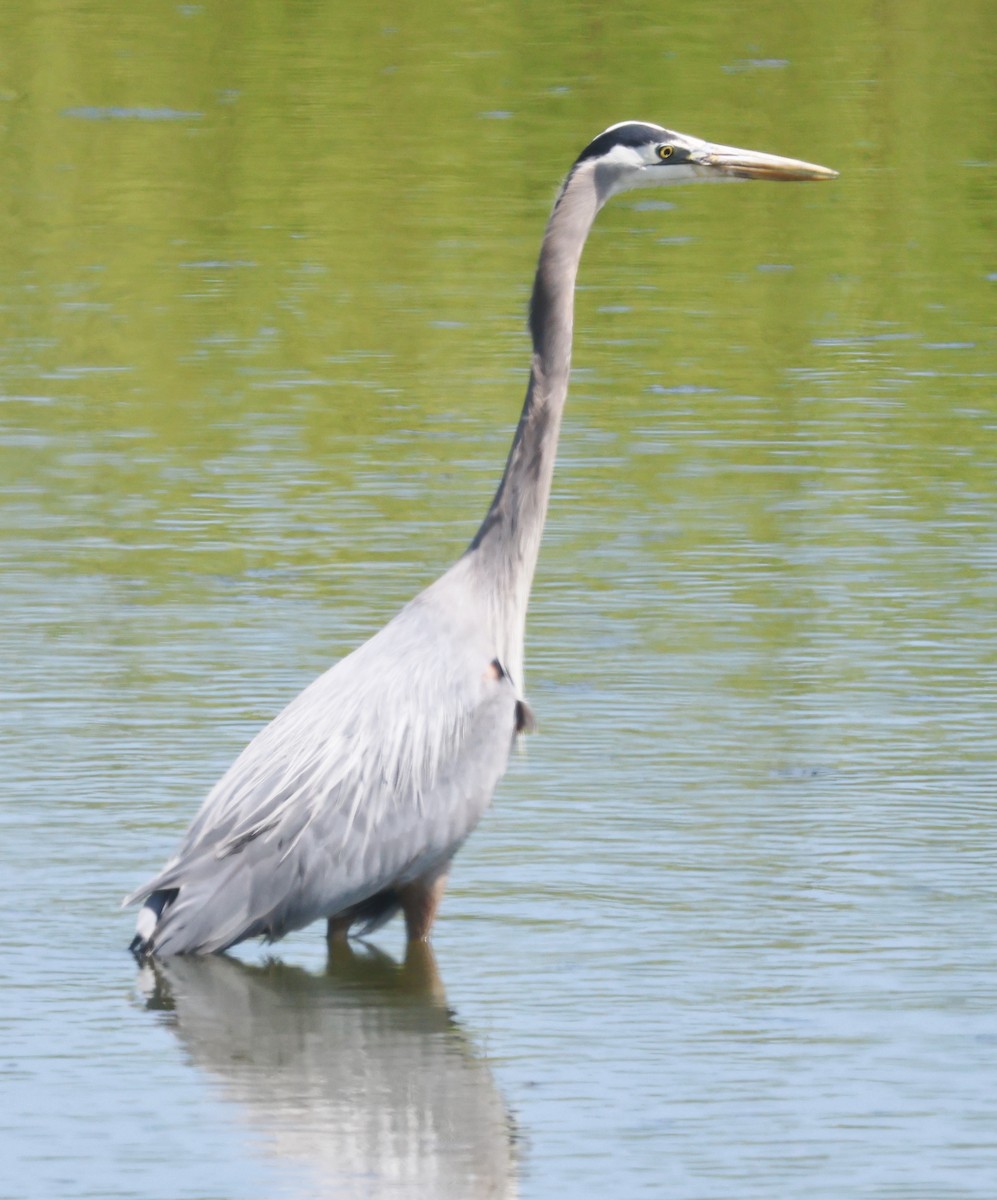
[326,914,352,943]
[398,865,450,942]
[326,887,403,942]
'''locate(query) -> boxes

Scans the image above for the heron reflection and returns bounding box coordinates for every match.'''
[139,943,517,1199]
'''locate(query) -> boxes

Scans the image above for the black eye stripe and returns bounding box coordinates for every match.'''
[575,123,670,163]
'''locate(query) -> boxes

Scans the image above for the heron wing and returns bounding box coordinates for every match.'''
[125,576,518,953]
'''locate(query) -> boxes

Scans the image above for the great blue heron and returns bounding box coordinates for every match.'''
[126,122,836,956]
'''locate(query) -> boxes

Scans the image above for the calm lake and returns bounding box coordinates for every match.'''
[1,2,994,1197]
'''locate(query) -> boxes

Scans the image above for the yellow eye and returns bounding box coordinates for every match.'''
[657,145,674,160]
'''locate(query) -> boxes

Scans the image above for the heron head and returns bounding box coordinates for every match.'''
[575,121,838,201]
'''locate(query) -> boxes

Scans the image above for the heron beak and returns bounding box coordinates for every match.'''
[691,142,838,181]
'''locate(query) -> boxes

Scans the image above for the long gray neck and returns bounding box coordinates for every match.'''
[464,161,603,684]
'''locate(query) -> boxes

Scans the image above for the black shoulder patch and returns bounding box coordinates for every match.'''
[515,699,536,734]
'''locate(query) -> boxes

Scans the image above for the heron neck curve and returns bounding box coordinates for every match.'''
[464,162,603,687]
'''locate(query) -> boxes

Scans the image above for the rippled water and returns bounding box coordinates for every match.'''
[2,3,995,1198]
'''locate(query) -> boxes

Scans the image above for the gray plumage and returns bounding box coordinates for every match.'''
[126,122,836,956]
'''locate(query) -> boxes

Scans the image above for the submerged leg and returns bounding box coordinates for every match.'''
[398,866,451,942]
[401,940,446,1001]
[326,914,352,943]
